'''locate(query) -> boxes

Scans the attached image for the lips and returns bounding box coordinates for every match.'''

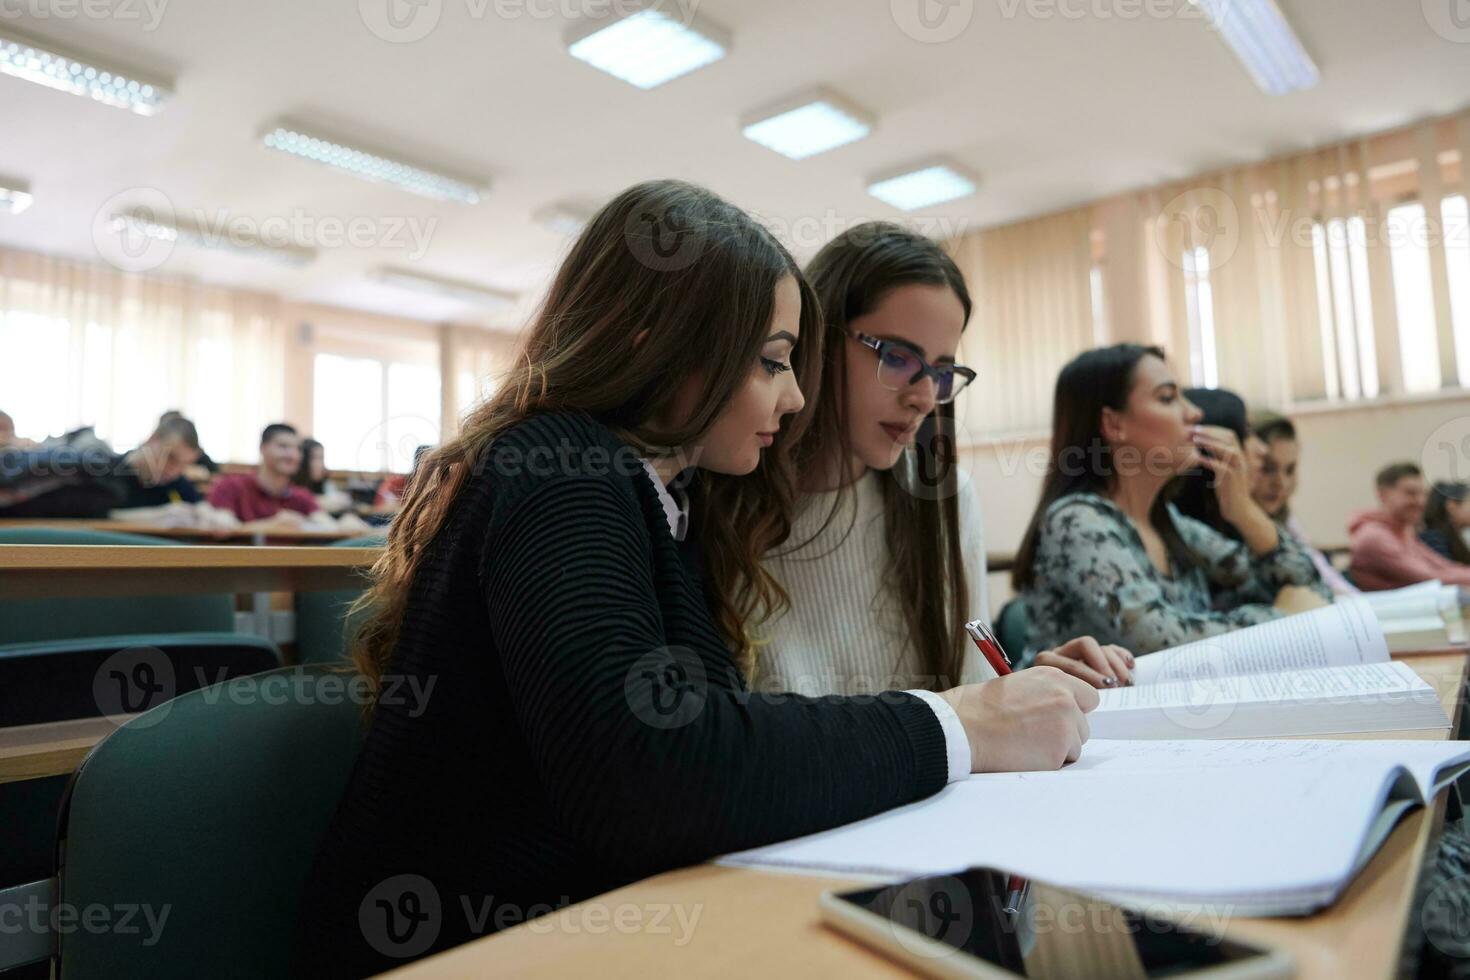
[757,431,776,447]
[881,422,919,445]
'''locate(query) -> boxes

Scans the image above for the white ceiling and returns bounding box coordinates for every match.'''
[0,0,1467,329]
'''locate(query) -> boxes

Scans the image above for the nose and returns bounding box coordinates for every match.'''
[903,374,939,415]
[1182,398,1204,425]
[779,372,805,417]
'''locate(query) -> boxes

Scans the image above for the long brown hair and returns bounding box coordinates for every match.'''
[1012,343,1192,590]
[778,222,973,690]
[1426,482,1470,565]
[351,179,823,692]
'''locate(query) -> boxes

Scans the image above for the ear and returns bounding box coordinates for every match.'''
[1099,406,1125,446]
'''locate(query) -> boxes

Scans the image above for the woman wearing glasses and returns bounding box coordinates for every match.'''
[751,222,1134,698]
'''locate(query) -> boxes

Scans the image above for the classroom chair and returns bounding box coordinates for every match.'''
[0,634,283,976]
[995,597,1030,664]
[293,535,385,665]
[0,528,235,643]
[47,666,365,979]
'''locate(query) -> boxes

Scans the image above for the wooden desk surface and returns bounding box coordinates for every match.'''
[0,517,376,543]
[385,652,1470,980]
[0,543,377,598]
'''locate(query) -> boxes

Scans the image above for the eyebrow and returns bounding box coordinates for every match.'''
[765,330,798,345]
[875,334,956,365]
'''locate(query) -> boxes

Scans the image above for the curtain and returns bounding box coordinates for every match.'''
[946,207,1095,438]
[0,247,285,462]
[442,325,520,439]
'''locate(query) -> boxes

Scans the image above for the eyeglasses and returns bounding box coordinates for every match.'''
[850,333,976,404]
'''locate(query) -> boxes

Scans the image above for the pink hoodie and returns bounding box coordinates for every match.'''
[1348,509,1470,591]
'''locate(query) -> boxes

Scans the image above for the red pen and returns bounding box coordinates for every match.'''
[964,618,1012,676]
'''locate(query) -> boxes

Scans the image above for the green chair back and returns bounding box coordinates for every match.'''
[55,666,365,979]
[293,536,384,665]
[0,528,235,642]
[996,598,1031,666]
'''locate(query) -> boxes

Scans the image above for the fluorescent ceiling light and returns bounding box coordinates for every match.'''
[1192,0,1319,96]
[867,161,978,211]
[566,6,729,89]
[0,26,171,115]
[260,120,485,204]
[0,180,32,214]
[741,89,874,160]
[533,201,598,237]
[108,208,317,267]
[372,267,519,311]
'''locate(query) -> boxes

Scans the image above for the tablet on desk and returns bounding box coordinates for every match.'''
[819,868,1293,980]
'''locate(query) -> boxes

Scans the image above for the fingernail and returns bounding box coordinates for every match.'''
[1103,677,1116,687]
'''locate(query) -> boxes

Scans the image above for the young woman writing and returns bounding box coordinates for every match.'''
[754,222,1134,694]
[293,183,1097,976]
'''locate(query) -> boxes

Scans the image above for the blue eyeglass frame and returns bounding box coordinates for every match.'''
[850,333,977,404]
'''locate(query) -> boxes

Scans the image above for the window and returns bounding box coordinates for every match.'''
[1310,217,1378,400]
[456,371,497,420]
[1444,194,1470,385]
[1089,264,1108,345]
[1181,246,1219,389]
[1386,202,1443,393]
[312,353,442,474]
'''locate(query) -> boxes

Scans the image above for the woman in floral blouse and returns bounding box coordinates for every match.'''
[1014,344,1331,657]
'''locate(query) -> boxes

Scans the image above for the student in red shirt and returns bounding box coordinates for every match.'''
[1348,462,1470,591]
[208,423,320,523]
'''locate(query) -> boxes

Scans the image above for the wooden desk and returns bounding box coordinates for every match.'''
[0,544,377,599]
[386,652,1470,980]
[0,517,377,545]
[0,717,128,785]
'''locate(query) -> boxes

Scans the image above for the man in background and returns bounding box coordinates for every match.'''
[159,409,219,473]
[1349,462,1470,590]
[101,415,206,509]
[209,423,319,522]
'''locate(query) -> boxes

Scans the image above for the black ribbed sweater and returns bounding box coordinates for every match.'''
[292,411,948,976]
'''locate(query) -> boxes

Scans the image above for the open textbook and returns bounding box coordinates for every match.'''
[721,738,1470,916]
[1362,580,1467,652]
[1092,597,1451,738]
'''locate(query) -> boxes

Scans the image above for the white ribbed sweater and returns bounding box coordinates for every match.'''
[754,469,995,695]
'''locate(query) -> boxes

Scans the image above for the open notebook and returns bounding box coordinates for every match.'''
[721,738,1470,916]
[1363,580,1467,652]
[1092,598,1450,739]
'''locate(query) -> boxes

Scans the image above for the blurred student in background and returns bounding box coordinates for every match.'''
[1014,344,1329,657]
[1251,414,1358,595]
[756,222,1132,695]
[293,437,353,514]
[1420,481,1470,567]
[1349,464,1470,590]
[159,409,219,473]
[104,415,206,510]
[209,423,319,523]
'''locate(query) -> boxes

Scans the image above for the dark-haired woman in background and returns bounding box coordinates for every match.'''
[1014,344,1329,657]
[1171,387,1263,540]
[1422,481,1470,566]
[291,437,352,514]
